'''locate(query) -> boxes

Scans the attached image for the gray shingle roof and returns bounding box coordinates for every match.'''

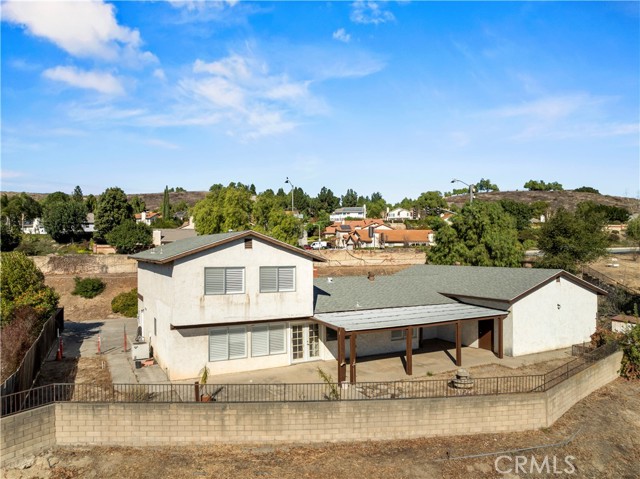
[314,276,456,313]
[393,265,564,302]
[313,265,603,314]
[130,230,325,264]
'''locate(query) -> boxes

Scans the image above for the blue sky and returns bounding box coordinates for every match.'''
[2,1,639,202]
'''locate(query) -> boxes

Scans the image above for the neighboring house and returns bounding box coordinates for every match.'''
[131,233,605,382]
[82,213,95,233]
[349,228,434,249]
[386,208,414,222]
[22,218,47,235]
[611,314,639,333]
[135,211,161,226]
[330,206,367,222]
[152,228,197,246]
[322,219,389,248]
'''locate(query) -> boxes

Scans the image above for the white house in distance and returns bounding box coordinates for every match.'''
[131,231,606,382]
[386,207,414,222]
[330,206,366,222]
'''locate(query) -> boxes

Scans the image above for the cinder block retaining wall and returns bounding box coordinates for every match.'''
[1,352,623,466]
[32,255,137,275]
[1,405,56,466]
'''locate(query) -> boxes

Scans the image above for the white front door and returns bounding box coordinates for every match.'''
[291,323,320,362]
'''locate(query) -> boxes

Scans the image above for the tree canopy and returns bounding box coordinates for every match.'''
[524,180,563,191]
[0,252,59,325]
[429,202,523,267]
[42,191,87,243]
[94,187,133,241]
[537,207,609,273]
[106,221,153,254]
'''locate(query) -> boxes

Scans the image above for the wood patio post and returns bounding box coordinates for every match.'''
[498,317,504,359]
[455,320,462,366]
[349,333,357,384]
[406,327,413,376]
[337,328,346,384]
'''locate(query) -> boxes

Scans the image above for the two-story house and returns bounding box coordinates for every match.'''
[131,231,325,379]
[329,206,367,222]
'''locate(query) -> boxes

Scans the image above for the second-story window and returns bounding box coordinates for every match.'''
[260,266,295,293]
[204,267,245,295]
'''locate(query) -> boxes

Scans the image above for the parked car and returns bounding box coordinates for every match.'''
[302,244,312,250]
[310,241,328,250]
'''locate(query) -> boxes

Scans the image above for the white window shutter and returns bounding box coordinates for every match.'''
[228,326,246,359]
[260,267,278,292]
[205,268,224,295]
[225,268,244,293]
[278,267,295,292]
[251,324,269,357]
[269,323,286,354]
[209,328,228,361]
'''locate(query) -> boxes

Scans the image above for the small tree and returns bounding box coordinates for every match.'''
[625,217,640,260]
[42,198,87,243]
[72,277,106,299]
[106,221,152,254]
[619,321,640,380]
[111,288,138,317]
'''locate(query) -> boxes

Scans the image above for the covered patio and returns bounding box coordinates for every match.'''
[314,303,508,384]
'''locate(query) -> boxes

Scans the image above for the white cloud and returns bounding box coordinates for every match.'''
[178,53,323,138]
[0,169,24,179]
[2,0,155,65]
[153,68,167,81]
[490,94,602,121]
[144,138,180,150]
[333,28,351,43]
[350,1,395,25]
[43,66,125,96]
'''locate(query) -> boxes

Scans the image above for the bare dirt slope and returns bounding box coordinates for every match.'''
[4,379,638,479]
[45,274,137,321]
[588,255,640,293]
[447,190,640,213]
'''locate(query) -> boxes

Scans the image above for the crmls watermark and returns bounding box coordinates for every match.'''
[495,455,576,475]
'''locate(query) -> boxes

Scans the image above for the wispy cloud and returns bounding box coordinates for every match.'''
[2,0,156,65]
[350,1,395,25]
[144,138,180,150]
[484,93,637,141]
[43,66,125,96]
[333,28,351,43]
[1,169,24,179]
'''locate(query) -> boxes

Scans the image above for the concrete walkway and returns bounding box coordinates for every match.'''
[190,341,574,385]
[56,319,573,386]
[56,317,170,385]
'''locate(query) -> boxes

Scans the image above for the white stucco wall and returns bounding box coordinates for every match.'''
[510,277,598,356]
[136,237,317,379]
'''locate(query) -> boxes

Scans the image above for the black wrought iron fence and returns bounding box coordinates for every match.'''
[0,341,619,417]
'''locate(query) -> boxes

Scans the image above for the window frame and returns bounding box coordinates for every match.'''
[204,267,245,295]
[391,328,419,341]
[259,266,296,293]
[208,326,247,361]
[251,323,287,357]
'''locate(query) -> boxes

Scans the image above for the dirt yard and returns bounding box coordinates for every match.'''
[589,255,640,293]
[44,274,137,321]
[3,378,638,479]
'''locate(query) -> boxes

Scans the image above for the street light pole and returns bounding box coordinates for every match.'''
[285,177,295,213]
[451,178,474,204]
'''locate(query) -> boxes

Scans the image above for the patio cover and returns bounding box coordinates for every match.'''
[313,303,509,384]
[314,303,508,333]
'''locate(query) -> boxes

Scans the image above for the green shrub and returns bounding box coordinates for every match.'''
[111,288,138,317]
[72,277,106,299]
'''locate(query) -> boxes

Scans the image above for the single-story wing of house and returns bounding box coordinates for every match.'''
[130,231,606,382]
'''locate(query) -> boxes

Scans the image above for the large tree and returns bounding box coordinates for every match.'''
[192,183,252,235]
[626,216,640,254]
[475,178,499,192]
[94,187,133,241]
[341,188,358,208]
[430,202,523,267]
[537,207,609,273]
[106,221,153,254]
[42,192,87,243]
[2,193,42,228]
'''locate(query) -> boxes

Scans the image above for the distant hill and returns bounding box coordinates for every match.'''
[446,190,640,214]
[3,189,639,215]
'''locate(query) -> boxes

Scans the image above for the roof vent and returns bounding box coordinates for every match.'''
[367,272,375,281]
[327,277,333,283]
